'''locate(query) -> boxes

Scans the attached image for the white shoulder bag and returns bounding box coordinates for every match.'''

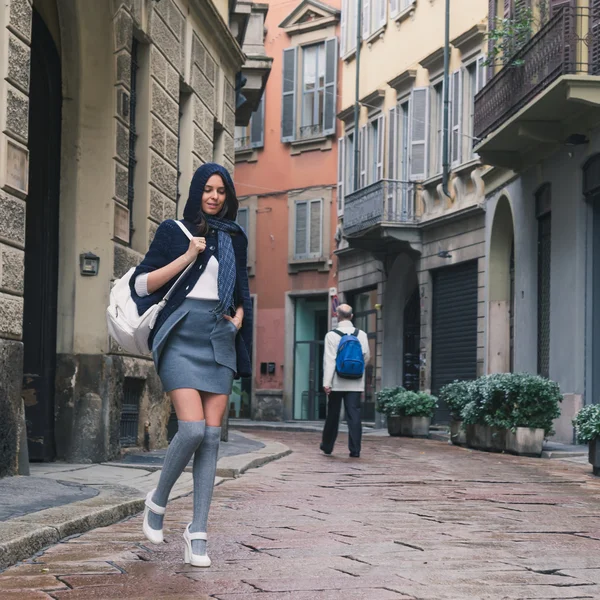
[106,221,195,355]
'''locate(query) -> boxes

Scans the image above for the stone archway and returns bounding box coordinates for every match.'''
[488,195,515,373]
[382,254,419,389]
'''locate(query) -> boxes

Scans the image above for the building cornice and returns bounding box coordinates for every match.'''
[190,0,246,70]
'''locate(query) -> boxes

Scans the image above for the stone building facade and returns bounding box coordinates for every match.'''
[0,0,270,476]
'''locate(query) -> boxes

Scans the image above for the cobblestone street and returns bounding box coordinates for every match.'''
[4,431,600,599]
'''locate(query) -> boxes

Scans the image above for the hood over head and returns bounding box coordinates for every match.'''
[183,162,236,222]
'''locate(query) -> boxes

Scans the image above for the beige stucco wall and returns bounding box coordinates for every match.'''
[340,0,488,111]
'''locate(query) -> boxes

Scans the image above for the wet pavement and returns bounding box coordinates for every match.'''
[3,430,600,599]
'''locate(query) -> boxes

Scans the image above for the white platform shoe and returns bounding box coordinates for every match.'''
[183,524,211,567]
[142,489,165,545]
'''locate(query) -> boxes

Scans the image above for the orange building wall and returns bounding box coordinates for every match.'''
[233,0,341,393]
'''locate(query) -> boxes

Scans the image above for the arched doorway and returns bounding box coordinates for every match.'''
[488,195,515,374]
[21,5,62,462]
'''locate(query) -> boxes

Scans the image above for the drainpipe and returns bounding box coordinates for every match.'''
[353,0,363,192]
[442,0,451,198]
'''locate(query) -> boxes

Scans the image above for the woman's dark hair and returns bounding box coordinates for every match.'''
[193,173,239,235]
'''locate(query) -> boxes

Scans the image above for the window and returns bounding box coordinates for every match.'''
[282,38,337,143]
[346,130,355,193]
[409,87,429,180]
[235,96,265,151]
[465,56,486,159]
[294,199,323,259]
[301,44,326,139]
[450,70,462,166]
[367,115,384,183]
[237,206,249,239]
[362,0,387,39]
[391,0,416,17]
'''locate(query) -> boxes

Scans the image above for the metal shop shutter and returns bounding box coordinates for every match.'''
[431,261,478,423]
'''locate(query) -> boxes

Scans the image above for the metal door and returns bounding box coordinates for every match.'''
[431,262,478,423]
[22,8,62,461]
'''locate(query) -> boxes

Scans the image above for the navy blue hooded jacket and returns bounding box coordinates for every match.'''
[129,163,253,379]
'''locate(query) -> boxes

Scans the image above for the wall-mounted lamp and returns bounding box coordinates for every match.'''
[80,252,100,276]
[437,250,452,259]
[374,304,383,311]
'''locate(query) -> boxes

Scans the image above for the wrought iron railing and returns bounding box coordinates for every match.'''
[299,124,323,139]
[343,180,416,236]
[235,135,251,151]
[474,6,596,142]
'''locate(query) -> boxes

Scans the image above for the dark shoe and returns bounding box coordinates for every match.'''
[349,452,360,458]
[320,444,332,455]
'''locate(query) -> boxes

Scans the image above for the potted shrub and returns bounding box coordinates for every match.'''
[505,374,562,457]
[376,388,437,437]
[376,387,405,436]
[396,390,438,437]
[439,380,473,446]
[573,405,600,476]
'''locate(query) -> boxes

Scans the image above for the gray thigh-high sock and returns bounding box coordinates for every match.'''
[189,425,221,555]
[147,420,206,531]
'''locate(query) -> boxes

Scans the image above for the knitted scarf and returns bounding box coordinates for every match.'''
[206,217,244,316]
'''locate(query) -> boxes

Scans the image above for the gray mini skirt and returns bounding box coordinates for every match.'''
[152,298,237,394]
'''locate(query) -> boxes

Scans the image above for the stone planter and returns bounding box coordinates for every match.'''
[466,424,490,450]
[387,416,402,436]
[589,437,600,476]
[506,427,545,457]
[450,420,466,446]
[489,427,507,453]
[400,416,431,438]
[466,425,506,452]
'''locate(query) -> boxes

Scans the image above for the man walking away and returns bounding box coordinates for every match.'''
[321,304,371,458]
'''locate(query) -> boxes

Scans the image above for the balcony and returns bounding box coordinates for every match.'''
[474,6,600,170]
[235,3,273,126]
[343,180,420,253]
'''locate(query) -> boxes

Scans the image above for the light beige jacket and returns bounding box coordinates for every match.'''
[322,320,371,393]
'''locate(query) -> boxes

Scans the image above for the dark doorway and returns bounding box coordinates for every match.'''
[22,8,62,461]
[431,261,478,423]
[403,287,420,391]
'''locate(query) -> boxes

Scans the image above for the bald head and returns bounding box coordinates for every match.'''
[337,304,353,322]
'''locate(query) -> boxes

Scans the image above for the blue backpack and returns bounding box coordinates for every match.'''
[334,329,365,379]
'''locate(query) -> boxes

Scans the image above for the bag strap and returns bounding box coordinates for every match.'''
[161,221,195,304]
[174,219,194,240]
[353,329,359,337]
[333,329,345,338]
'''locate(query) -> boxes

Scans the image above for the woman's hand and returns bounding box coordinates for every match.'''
[183,237,206,264]
[224,314,243,330]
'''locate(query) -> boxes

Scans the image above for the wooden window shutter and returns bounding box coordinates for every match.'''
[340,0,348,56]
[323,37,338,136]
[376,114,385,181]
[337,136,345,215]
[388,106,397,180]
[295,201,308,257]
[451,70,462,165]
[362,0,371,39]
[409,87,429,180]
[281,47,297,143]
[309,200,322,256]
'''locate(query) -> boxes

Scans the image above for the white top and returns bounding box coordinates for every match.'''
[322,320,371,393]
[134,256,220,301]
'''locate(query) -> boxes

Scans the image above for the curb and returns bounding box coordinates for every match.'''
[0,437,291,571]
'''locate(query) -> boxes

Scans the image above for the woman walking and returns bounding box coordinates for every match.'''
[130,163,252,567]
